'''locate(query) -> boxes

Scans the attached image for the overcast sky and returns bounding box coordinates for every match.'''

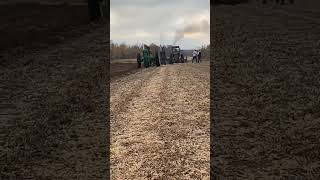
[111,0,210,49]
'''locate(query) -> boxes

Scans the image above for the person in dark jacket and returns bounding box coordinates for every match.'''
[180,53,184,63]
[137,53,141,68]
[155,51,160,67]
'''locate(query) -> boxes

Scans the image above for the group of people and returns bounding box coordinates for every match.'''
[192,50,202,63]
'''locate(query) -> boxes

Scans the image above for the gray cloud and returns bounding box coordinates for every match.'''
[111,0,210,49]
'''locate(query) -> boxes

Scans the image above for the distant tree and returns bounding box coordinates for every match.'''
[200,44,210,59]
[119,43,126,59]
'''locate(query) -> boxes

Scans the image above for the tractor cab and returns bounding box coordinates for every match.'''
[170,46,181,64]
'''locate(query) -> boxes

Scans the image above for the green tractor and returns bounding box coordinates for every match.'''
[137,44,166,68]
[140,44,160,67]
[142,44,151,68]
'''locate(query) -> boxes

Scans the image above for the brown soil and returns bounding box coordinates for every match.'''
[0,3,95,56]
[111,61,210,179]
[211,3,320,179]
[1,23,109,179]
[110,63,138,79]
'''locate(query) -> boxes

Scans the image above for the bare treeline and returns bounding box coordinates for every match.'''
[110,40,143,59]
[110,41,161,59]
[200,44,210,59]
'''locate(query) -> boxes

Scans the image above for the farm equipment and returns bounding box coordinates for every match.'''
[138,44,161,68]
[169,46,181,64]
[159,46,167,65]
[172,46,186,63]
[138,44,186,67]
[142,44,151,68]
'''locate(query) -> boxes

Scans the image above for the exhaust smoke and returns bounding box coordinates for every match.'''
[173,19,209,45]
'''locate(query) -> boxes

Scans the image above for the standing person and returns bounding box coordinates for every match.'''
[155,51,160,67]
[150,52,154,66]
[180,53,184,63]
[192,50,197,63]
[137,52,141,68]
[196,50,199,63]
[198,50,202,63]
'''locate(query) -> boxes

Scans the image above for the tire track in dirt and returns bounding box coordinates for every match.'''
[111,62,210,179]
[110,67,159,129]
[111,67,167,179]
[155,63,210,179]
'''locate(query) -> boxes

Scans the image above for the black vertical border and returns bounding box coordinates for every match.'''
[210,0,217,179]
[106,0,111,179]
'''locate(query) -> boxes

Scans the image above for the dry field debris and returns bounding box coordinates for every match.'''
[211,3,320,179]
[111,62,210,179]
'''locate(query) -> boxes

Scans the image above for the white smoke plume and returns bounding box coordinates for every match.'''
[173,19,209,45]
